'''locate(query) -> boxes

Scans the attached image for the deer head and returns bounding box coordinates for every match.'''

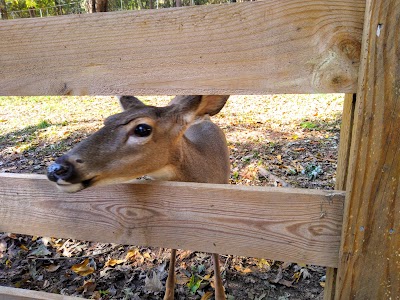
[47,95,229,192]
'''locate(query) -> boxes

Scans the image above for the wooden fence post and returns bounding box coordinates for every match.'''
[335,0,400,299]
[324,93,356,300]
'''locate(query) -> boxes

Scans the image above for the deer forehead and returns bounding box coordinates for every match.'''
[101,115,177,148]
[104,106,169,127]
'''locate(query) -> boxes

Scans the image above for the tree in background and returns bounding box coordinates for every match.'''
[0,0,8,19]
[85,0,107,12]
[1,0,233,19]
[2,0,80,18]
[0,0,8,18]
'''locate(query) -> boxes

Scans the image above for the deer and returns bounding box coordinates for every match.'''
[47,95,230,300]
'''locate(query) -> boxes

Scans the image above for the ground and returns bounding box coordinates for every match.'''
[0,94,344,299]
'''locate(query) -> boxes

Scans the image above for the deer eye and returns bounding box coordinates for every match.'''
[133,124,152,137]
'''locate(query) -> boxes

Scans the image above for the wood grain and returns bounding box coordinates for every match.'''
[0,0,365,96]
[0,173,345,268]
[323,93,355,300]
[335,0,400,298]
[0,286,80,300]
[334,94,356,191]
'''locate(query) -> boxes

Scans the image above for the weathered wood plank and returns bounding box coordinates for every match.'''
[335,0,400,298]
[0,286,80,300]
[0,173,345,268]
[334,94,356,191]
[323,93,355,300]
[0,0,365,96]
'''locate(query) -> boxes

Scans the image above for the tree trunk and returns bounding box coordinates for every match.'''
[0,0,8,20]
[95,0,108,12]
[28,7,36,17]
[85,0,108,13]
[54,0,63,15]
[175,0,181,7]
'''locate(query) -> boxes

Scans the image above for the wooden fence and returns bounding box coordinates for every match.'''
[0,0,399,299]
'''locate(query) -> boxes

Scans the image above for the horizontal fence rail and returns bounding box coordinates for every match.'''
[0,0,365,96]
[0,173,345,267]
[0,286,80,300]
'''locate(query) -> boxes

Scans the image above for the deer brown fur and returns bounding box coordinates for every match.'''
[47,95,230,300]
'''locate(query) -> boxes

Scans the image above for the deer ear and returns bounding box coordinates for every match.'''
[170,95,229,123]
[117,96,146,111]
[196,95,230,116]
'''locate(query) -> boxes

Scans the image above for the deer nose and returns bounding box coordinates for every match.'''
[47,159,74,182]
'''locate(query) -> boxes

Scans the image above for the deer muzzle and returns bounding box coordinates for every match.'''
[47,157,91,193]
[47,161,74,182]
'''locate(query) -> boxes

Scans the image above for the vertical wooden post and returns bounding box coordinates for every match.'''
[335,0,400,299]
[324,93,356,300]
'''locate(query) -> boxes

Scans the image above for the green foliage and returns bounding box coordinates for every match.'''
[187,274,202,294]
[98,290,109,296]
[300,121,318,130]
[37,119,51,129]
[5,0,82,17]
[4,0,231,19]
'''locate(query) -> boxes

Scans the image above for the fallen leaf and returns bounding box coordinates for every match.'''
[281,262,292,269]
[144,271,163,293]
[29,244,51,257]
[0,242,6,259]
[278,279,293,287]
[71,258,95,276]
[43,280,50,288]
[176,273,190,285]
[77,280,96,295]
[271,266,283,283]
[105,258,124,267]
[45,264,60,273]
[125,248,145,265]
[234,265,252,274]
[178,250,192,260]
[299,268,311,280]
[125,248,140,261]
[5,259,12,268]
[99,267,112,278]
[202,274,211,281]
[255,293,267,300]
[40,237,51,246]
[92,291,102,300]
[320,282,326,287]
[201,291,213,300]
[19,245,29,251]
[257,258,271,270]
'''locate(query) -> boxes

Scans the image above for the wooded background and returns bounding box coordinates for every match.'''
[0,0,232,20]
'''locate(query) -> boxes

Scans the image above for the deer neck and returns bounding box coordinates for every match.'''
[146,135,201,182]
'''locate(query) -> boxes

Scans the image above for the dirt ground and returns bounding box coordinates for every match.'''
[0,95,344,299]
